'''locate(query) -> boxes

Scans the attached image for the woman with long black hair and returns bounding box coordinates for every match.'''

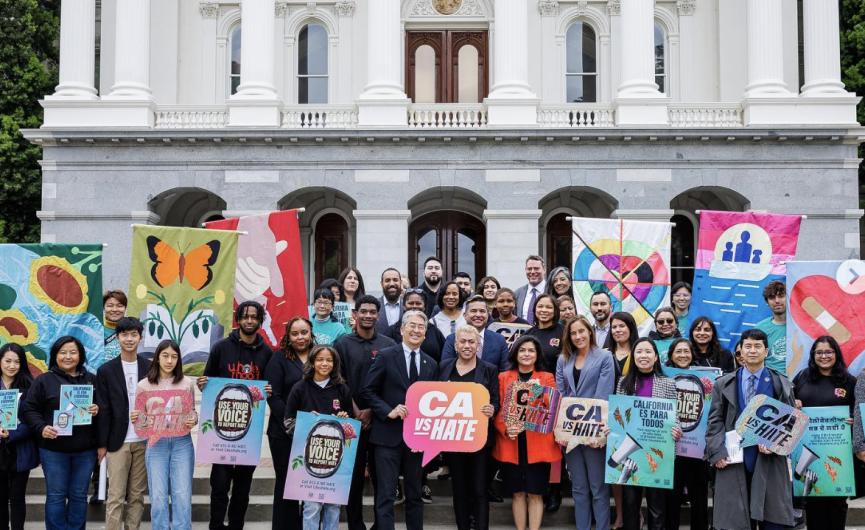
[689,317,736,374]
[0,344,36,530]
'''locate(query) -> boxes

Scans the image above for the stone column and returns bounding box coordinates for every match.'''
[483,210,542,290]
[613,0,668,125]
[801,0,847,96]
[107,0,152,99]
[337,1,356,105]
[539,1,559,103]
[50,0,98,99]
[485,0,539,125]
[354,211,411,296]
[200,3,219,104]
[229,0,282,127]
[357,0,410,126]
[744,0,790,97]
[677,0,695,101]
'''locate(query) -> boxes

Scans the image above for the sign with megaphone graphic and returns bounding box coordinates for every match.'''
[790,406,855,497]
[604,395,676,489]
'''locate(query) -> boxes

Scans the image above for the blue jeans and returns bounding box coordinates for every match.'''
[302,501,340,530]
[146,434,194,530]
[40,448,97,530]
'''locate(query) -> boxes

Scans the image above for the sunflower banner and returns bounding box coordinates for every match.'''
[0,244,104,375]
[127,225,239,377]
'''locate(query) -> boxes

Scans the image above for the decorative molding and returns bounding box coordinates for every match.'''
[199,2,219,18]
[306,2,317,15]
[219,6,235,18]
[677,0,696,16]
[410,0,485,17]
[275,2,290,17]
[606,0,620,16]
[335,0,355,17]
[457,0,484,16]
[538,1,559,17]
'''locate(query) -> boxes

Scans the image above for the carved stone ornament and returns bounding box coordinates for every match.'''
[411,0,484,16]
[336,1,356,17]
[275,2,290,17]
[538,1,559,17]
[677,0,696,16]
[433,0,462,15]
[607,0,620,16]
[199,2,219,19]
[576,1,588,15]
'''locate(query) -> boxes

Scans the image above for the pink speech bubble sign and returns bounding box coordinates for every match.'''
[403,382,491,466]
[133,389,195,448]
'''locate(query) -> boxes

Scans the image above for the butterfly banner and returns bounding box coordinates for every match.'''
[0,243,104,375]
[571,218,672,336]
[792,406,855,497]
[206,210,308,349]
[605,395,676,489]
[689,211,802,370]
[127,225,238,376]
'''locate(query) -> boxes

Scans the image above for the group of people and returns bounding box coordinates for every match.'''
[0,254,861,530]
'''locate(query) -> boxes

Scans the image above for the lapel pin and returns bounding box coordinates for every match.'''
[764,377,770,382]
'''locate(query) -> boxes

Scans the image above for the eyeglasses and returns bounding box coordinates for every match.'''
[404,288,424,295]
[314,300,333,307]
[673,293,691,298]
[815,350,836,357]
[656,319,676,325]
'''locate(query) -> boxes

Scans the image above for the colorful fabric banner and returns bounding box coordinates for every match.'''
[127,226,238,376]
[571,218,672,336]
[487,322,532,350]
[690,211,802,354]
[206,210,308,349]
[554,398,607,453]
[0,390,19,430]
[403,382,491,465]
[662,367,718,458]
[605,395,676,489]
[501,380,560,434]
[787,260,865,377]
[284,411,361,505]
[792,406,855,497]
[60,385,93,425]
[0,243,104,375]
[735,395,809,456]
[133,389,196,447]
[196,378,267,466]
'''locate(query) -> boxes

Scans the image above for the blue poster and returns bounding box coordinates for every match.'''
[196,377,267,466]
[690,269,774,350]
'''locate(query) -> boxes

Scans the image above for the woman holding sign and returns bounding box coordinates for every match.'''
[437,325,499,530]
[131,340,198,530]
[612,338,681,530]
[797,336,855,530]
[493,335,559,530]
[556,316,615,530]
[22,336,99,530]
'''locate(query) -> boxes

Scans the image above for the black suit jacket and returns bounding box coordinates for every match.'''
[361,344,438,447]
[437,358,500,448]
[375,296,404,337]
[96,355,151,452]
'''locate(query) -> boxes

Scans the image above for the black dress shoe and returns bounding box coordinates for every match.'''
[488,489,504,503]
[89,494,103,506]
[545,487,562,512]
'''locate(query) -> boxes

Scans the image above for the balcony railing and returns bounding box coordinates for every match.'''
[282,105,359,129]
[154,106,228,129]
[668,104,743,127]
[537,105,615,128]
[408,104,488,128]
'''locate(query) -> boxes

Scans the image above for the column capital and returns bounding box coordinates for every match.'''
[606,0,620,16]
[676,0,696,16]
[275,2,290,18]
[199,2,219,18]
[538,1,559,17]
[336,0,356,17]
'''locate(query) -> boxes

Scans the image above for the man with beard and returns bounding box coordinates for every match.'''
[754,280,788,375]
[197,301,273,530]
[454,272,473,298]
[420,257,444,317]
[336,296,396,530]
[514,255,547,324]
[589,291,612,347]
[376,268,404,336]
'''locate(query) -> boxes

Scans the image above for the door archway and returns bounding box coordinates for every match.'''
[409,211,486,287]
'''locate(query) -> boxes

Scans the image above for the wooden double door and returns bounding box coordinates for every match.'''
[406,30,489,103]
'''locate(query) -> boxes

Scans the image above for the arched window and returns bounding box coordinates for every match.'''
[229,25,241,96]
[565,22,597,103]
[654,22,667,93]
[298,23,328,104]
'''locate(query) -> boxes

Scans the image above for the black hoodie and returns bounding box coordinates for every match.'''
[22,366,98,453]
[204,329,273,382]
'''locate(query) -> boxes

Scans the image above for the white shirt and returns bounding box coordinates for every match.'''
[431,311,467,339]
[594,322,611,348]
[314,379,328,388]
[401,343,422,378]
[383,298,402,326]
[121,360,145,443]
[521,280,547,320]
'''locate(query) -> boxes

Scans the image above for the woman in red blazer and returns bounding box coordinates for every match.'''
[493,335,560,530]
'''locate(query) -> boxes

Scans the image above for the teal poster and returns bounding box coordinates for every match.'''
[791,406,855,497]
[605,395,676,489]
[662,367,718,459]
[59,384,93,425]
[196,378,267,466]
[0,390,18,430]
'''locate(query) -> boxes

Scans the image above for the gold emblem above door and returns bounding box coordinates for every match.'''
[432,0,462,15]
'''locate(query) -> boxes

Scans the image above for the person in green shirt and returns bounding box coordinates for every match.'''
[671,281,691,337]
[754,280,787,375]
[310,289,348,346]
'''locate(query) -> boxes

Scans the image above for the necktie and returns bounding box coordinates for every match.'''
[527,288,538,325]
[477,334,484,359]
[410,351,419,383]
[450,320,457,336]
[746,374,756,405]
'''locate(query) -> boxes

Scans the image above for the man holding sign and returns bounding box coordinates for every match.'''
[706,329,797,530]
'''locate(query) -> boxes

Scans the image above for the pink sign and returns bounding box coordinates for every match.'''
[403,382,491,466]
[133,389,195,447]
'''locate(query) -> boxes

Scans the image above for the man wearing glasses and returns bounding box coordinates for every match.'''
[671,281,692,336]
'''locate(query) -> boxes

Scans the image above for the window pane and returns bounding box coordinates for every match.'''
[457,45,479,103]
[230,76,241,96]
[671,214,695,285]
[457,229,477,281]
[414,45,436,103]
[299,24,328,76]
[323,238,341,280]
[654,23,665,75]
[299,77,328,104]
[416,229,438,285]
[655,75,665,94]
[231,26,242,75]
[553,236,571,270]
[566,74,597,103]
[566,23,596,74]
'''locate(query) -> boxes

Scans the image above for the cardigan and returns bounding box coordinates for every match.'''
[492,370,560,465]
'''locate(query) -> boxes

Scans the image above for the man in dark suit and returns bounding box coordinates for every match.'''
[96,317,152,530]
[513,255,547,324]
[375,268,404,336]
[362,311,439,530]
[440,296,510,371]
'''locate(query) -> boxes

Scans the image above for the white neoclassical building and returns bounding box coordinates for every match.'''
[24,0,865,296]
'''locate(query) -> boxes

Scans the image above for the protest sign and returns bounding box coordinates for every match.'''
[662,367,718,458]
[285,411,361,505]
[308,301,353,336]
[554,398,607,452]
[605,395,676,489]
[196,378,267,466]
[133,389,196,447]
[735,395,809,456]
[487,323,532,349]
[791,406,855,497]
[501,380,560,434]
[403,382,490,465]
[60,385,93,425]
[0,390,18,430]
[53,410,73,436]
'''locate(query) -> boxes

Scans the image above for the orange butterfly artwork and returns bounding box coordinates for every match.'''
[146,236,221,291]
